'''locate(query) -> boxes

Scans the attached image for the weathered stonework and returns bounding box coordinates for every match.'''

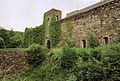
[60,0,120,47]
[44,0,120,48]
[0,50,28,78]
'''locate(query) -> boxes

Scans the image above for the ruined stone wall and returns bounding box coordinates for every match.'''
[60,0,120,47]
[0,50,28,78]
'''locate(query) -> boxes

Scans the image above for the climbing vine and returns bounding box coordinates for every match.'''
[49,17,61,48]
[65,19,73,46]
[65,20,73,39]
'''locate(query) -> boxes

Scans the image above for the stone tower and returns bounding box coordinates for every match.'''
[44,8,62,49]
[44,8,62,25]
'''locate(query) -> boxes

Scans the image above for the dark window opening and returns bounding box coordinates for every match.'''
[82,40,86,48]
[56,16,59,21]
[47,40,51,49]
[48,18,50,22]
[103,37,108,44]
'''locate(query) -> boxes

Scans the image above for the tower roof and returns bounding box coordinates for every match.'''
[44,8,61,14]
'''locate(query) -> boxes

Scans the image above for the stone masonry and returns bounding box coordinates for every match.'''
[44,0,120,48]
[0,50,28,78]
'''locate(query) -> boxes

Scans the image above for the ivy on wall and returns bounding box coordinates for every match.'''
[65,19,73,46]
[49,17,61,47]
[65,20,73,39]
[43,15,49,38]
[23,15,61,48]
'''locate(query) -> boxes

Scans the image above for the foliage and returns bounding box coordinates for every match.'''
[1,43,120,81]
[43,14,49,38]
[66,74,77,81]
[0,28,23,48]
[116,30,120,43]
[23,25,45,48]
[49,17,61,48]
[32,25,45,45]
[65,20,73,39]
[23,28,33,48]
[0,28,10,48]
[90,49,101,61]
[60,45,77,70]
[9,33,23,48]
[26,44,47,67]
[0,37,5,48]
[102,44,120,81]
[88,34,99,48]
[81,50,90,61]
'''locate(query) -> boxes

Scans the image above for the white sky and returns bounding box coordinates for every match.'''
[0,0,100,31]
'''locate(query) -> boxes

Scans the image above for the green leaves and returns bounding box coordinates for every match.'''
[23,25,45,48]
[88,34,99,48]
[0,37,5,48]
[26,44,46,67]
[60,46,77,70]
[49,17,61,48]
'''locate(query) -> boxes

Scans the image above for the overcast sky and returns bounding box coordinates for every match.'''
[0,0,100,31]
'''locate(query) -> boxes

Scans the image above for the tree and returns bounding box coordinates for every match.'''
[10,33,23,48]
[0,28,10,47]
[0,37,5,48]
[32,25,45,45]
[23,28,33,47]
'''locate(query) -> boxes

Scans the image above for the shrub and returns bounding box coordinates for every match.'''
[77,63,104,81]
[66,74,77,81]
[0,37,5,48]
[102,44,120,81]
[26,44,47,67]
[81,50,89,62]
[60,46,77,70]
[90,49,101,61]
[88,34,99,48]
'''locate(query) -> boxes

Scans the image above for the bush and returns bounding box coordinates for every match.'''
[102,44,120,81]
[26,44,47,67]
[0,37,5,48]
[88,34,99,48]
[81,50,89,62]
[76,63,104,81]
[60,46,77,70]
[90,49,101,61]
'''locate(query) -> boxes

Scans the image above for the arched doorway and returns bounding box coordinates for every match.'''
[46,40,51,49]
[82,40,86,48]
[103,37,109,44]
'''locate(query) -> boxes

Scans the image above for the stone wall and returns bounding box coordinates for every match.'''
[60,0,120,47]
[0,50,28,78]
